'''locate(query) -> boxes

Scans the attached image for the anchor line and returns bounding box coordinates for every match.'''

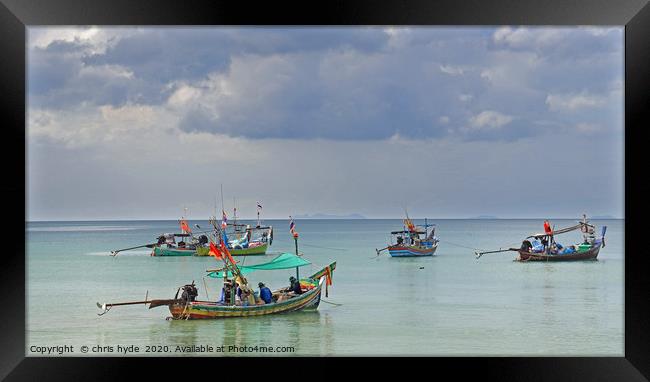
[439,239,520,253]
[321,299,343,306]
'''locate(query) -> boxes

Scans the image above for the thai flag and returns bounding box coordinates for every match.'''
[257,202,262,210]
[289,217,295,233]
[221,210,228,228]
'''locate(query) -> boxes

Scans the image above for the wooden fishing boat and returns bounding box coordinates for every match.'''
[387,244,437,257]
[111,216,210,257]
[148,215,209,257]
[377,217,439,258]
[194,222,272,257]
[98,240,337,320]
[516,244,601,261]
[196,242,268,256]
[152,245,197,257]
[165,267,333,319]
[476,215,607,262]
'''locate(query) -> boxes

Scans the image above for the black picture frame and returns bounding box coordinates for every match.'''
[2,0,648,379]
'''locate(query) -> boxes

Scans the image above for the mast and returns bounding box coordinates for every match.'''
[294,231,300,280]
[233,197,240,238]
[220,184,225,243]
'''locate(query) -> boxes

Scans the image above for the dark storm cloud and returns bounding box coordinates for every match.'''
[28,27,622,142]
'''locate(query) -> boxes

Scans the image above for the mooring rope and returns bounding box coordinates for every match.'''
[438,239,487,252]
[440,239,521,254]
[321,299,343,306]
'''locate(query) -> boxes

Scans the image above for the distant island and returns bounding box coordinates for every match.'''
[591,215,615,219]
[293,213,366,219]
[472,215,499,219]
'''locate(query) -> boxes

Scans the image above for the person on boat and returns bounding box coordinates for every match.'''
[220,280,233,304]
[234,282,243,304]
[280,276,302,295]
[239,285,252,306]
[289,276,303,295]
[396,236,404,245]
[258,282,273,304]
[164,233,175,247]
[540,236,549,252]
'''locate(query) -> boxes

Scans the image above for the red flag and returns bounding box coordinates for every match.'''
[543,220,553,235]
[209,242,222,260]
[180,219,191,233]
[220,239,236,265]
[325,265,333,286]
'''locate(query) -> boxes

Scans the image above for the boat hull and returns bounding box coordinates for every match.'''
[168,278,324,319]
[152,246,196,257]
[517,244,601,261]
[388,244,438,257]
[195,243,268,257]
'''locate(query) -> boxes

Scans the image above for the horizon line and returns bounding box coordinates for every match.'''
[26,216,623,222]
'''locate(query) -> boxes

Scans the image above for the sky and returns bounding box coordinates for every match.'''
[26,27,624,220]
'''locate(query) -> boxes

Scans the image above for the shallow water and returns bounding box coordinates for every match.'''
[26,219,623,356]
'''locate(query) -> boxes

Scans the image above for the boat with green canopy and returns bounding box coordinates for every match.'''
[98,226,336,319]
[205,252,311,278]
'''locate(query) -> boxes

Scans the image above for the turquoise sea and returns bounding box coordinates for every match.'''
[26,219,623,356]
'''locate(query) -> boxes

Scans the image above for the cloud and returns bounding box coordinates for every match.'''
[440,64,469,76]
[27,26,623,143]
[493,27,565,49]
[468,111,514,130]
[26,27,624,220]
[545,91,607,112]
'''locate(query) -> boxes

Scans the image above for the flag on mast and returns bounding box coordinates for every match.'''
[221,210,228,229]
[219,239,236,265]
[180,219,191,234]
[289,216,298,237]
[209,241,223,260]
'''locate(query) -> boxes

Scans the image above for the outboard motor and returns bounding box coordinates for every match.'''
[180,283,198,302]
[198,235,208,245]
[520,240,532,252]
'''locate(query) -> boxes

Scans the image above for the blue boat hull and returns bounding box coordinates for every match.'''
[388,244,438,257]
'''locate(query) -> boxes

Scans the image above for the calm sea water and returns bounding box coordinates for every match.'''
[26,219,623,356]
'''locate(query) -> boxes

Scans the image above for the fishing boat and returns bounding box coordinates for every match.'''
[376,217,439,257]
[475,215,607,262]
[164,259,335,319]
[149,233,207,256]
[195,201,273,256]
[110,216,210,257]
[195,223,273,256]
[98,235,336,319]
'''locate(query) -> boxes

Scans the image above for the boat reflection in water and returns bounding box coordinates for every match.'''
[163,311,334,356]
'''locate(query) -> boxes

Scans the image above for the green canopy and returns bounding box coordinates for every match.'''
[206,252,311,279]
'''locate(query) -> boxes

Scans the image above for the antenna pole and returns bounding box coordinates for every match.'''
[294,235,300,280]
